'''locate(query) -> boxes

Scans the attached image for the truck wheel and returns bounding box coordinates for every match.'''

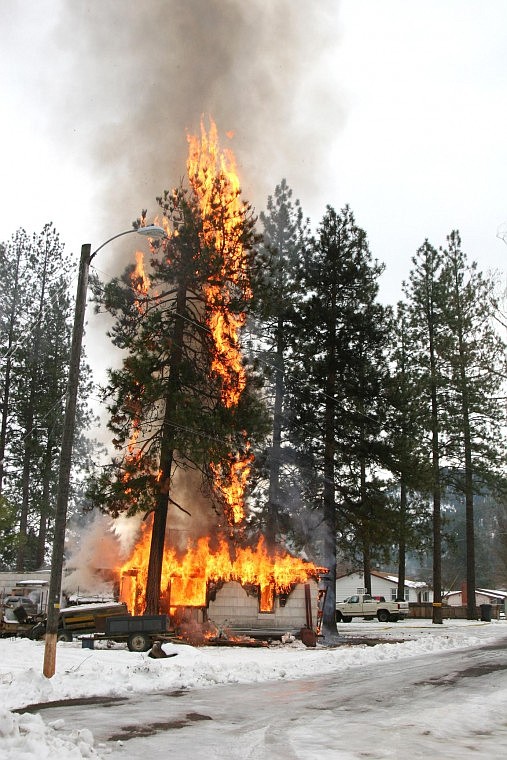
[377,610,390,623]
[342,616,352,623]
[128,632,151,652]
[57,630,73,642]
[335,610,343,622]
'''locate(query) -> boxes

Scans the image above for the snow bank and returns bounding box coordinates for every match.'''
[0,619,504,759]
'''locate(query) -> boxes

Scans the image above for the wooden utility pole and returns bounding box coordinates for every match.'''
[43,244,90,678]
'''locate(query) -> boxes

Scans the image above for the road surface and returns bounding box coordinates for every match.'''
[24,636,507,759]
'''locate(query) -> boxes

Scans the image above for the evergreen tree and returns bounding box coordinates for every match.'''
[287,205,389,636]
[439,231,507,616]
[0,230,32,496]
[90,178,266,613]
[0,224,95,570]
[250,179,310,546]
[404,241,447,623]
[0,495,18,569]
[385,302,433,598]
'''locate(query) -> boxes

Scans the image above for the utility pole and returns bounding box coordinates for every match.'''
[43,244,90,678]
[42,226,166,678]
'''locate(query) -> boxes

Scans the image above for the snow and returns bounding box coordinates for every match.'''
[0,619,505,759]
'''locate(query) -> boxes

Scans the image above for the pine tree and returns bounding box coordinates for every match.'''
[90,174,266,613]
[404,241,446,623]
[250,179,310,546]
[439,231,507,617]
[0,224,94,570]
[0,230,32,496]
[287,205,389,636]
[385,302,433,598]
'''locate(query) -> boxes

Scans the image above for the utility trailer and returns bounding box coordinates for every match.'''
[83,614,172,652]
[29,602,130,642]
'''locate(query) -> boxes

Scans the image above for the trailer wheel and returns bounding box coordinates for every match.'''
[57,630,73,642]
[127,632,151,652]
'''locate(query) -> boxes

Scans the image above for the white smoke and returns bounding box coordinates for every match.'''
[63,513,126,596]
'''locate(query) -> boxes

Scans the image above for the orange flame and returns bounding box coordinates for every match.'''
[119,528,322,615]
[187,117,252,523]
[131,251,150,312]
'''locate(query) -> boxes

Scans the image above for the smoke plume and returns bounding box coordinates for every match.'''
[48,1,344,551]
[50,0,343,253]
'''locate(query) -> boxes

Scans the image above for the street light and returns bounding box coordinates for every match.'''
[43,225,166,678]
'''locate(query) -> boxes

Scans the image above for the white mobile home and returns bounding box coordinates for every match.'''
[336,570,433,604]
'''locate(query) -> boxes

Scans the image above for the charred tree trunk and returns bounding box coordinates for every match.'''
[144,274,187,615]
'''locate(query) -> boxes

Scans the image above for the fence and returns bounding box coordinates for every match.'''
[409,602,501,619]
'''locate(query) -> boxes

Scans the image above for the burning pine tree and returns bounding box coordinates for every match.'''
[90,119,268,613]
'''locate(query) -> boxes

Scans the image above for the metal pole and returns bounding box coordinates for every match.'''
[43,244,91,678]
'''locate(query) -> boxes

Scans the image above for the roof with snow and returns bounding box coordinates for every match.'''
[336,569,429,589]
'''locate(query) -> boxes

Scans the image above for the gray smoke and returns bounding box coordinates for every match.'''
[50,0,343,249]
[47,0,344,545]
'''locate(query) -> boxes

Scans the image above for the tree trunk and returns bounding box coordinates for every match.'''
[266,316,284,547]
[429,341,443,625]
[320,282,338,639]
[363,544,372,595]
[36,435,53,568]
[16,254,48,570]
[0,248,22,495]
[450,253,477,620]
[144,267,187,615]
[360,456,372,594]
[397,479,407,600]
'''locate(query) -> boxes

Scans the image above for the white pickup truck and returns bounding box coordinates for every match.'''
[336,594,410,623]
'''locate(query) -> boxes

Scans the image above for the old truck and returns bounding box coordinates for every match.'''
[28,602,130,642]
[336,594,410,623]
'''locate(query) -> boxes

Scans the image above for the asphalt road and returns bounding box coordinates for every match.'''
[23,637,507,759]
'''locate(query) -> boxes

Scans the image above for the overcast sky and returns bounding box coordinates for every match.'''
[1,1,506,348]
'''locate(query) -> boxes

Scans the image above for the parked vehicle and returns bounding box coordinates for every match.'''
[28,603,172,651]
[95,614,171,652]
[29,602,130,642]
[2,595,38,617]
[336,594,410,623]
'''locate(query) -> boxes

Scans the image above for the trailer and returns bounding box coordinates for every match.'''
[83,614,172,652]
[28,602,130,642]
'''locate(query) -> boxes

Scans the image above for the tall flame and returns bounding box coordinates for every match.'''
[187,117,253,524]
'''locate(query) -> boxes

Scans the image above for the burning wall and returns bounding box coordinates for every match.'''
[119,531,322,617]
[207,580,320,633]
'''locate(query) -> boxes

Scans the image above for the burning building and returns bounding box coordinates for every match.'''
[118,530,323,638]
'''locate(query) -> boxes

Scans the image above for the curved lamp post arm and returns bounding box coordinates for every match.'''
[89,224,166,263]
[43,224,166,678]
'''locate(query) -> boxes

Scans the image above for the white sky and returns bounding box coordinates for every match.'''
[0,620,506,758]
[1,1,506,376]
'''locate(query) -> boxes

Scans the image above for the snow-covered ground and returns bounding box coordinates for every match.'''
[0,619,505,759]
